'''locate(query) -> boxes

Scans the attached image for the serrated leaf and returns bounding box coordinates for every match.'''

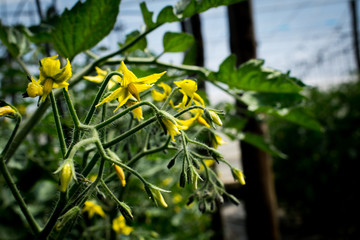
[51,0,121,59]
[239,132,287,158]
[176,0,243,18]
[268,107,323,132]
[163,32,194,53]
[0,22,30,57]
[241,92,306,111]
[119,30,147,53]
[140,2,156,30]
[21,25,52,44]
[216,55,303,93]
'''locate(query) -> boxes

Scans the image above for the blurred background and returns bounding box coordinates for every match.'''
[1,0,359,239]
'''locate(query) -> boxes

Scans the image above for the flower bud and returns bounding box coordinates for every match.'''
[59,161,72,192]
[209,110,222,126]
[149,185,170,208]
[54,159,76,192]
[232,168,246,185]
[114,165,126,187]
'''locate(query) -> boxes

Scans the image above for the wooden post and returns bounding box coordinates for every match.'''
[350,0,360,73]
[227,1,280,239]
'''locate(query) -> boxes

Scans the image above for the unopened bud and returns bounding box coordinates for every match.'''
[232,168,246,185]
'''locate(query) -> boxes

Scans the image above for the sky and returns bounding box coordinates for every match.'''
[0,0,357,89]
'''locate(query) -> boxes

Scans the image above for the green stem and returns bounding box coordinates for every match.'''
[103,116,157,148]
[2,114,21,160]
[104,156,148,186]
[161,87,180,110]
[63,89,80,127]
[39,192,67,239]
[180,130,191,167]
[0,156,41,236]
[127,136,171,166]
[84,72,123,125]
[50,92,67,158]
[94,101,158,130]
[67,138,97,160]
[16,57,31,76]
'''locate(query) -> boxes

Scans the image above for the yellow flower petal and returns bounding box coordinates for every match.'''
[53,81,69,91]
[40,78,54,102]
[96,87,130,110]
[162,118,181,141]
[120,61,137,87]
[0,106,16,116]
[151,89,166,101]
[174,79,197,98]
[26,77,43,98]
[54,58,72,83]
[39,55,61,77]
[136,71,166,84]
[194,93,205,106]
[112,215,133,235]
[128,83,141,102]
[127,100,143,120]
[82,201,106,218]
[197,116,210,128]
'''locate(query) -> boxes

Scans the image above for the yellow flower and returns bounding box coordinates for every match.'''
[211,134,226,149]
[151,82,172,102]
[82,201,106,218]
[83,66,121,90]
[114,164,126,187]
[172,193,183,204]
[160,113,184,141]
[26,55,72,102]
[232,168,246,185]
[112,215,133,235]
[96,61,166,112]
[204,159,214,167]
[174,79,202,109]
[26,77,43,98]
[174,79,197,100]
[0,106,16,117]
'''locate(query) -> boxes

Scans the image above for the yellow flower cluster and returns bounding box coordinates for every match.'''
[152,79,225,144]
[84,63,224,143]
[85,61,166,120]
[25,55,72,102]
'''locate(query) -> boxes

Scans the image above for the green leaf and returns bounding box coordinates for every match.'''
[0,21,30,57]
[216,55,303,93]
[21,25,52,44]
[163,32,194,53]
[241,92,306,111]
[51,0,121,59]
[156,6,179,25]
[119,30,147,53]
[268,107,324,132]
[239,132,287,158]
[176,0,243,18]
[140,2,156,30]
